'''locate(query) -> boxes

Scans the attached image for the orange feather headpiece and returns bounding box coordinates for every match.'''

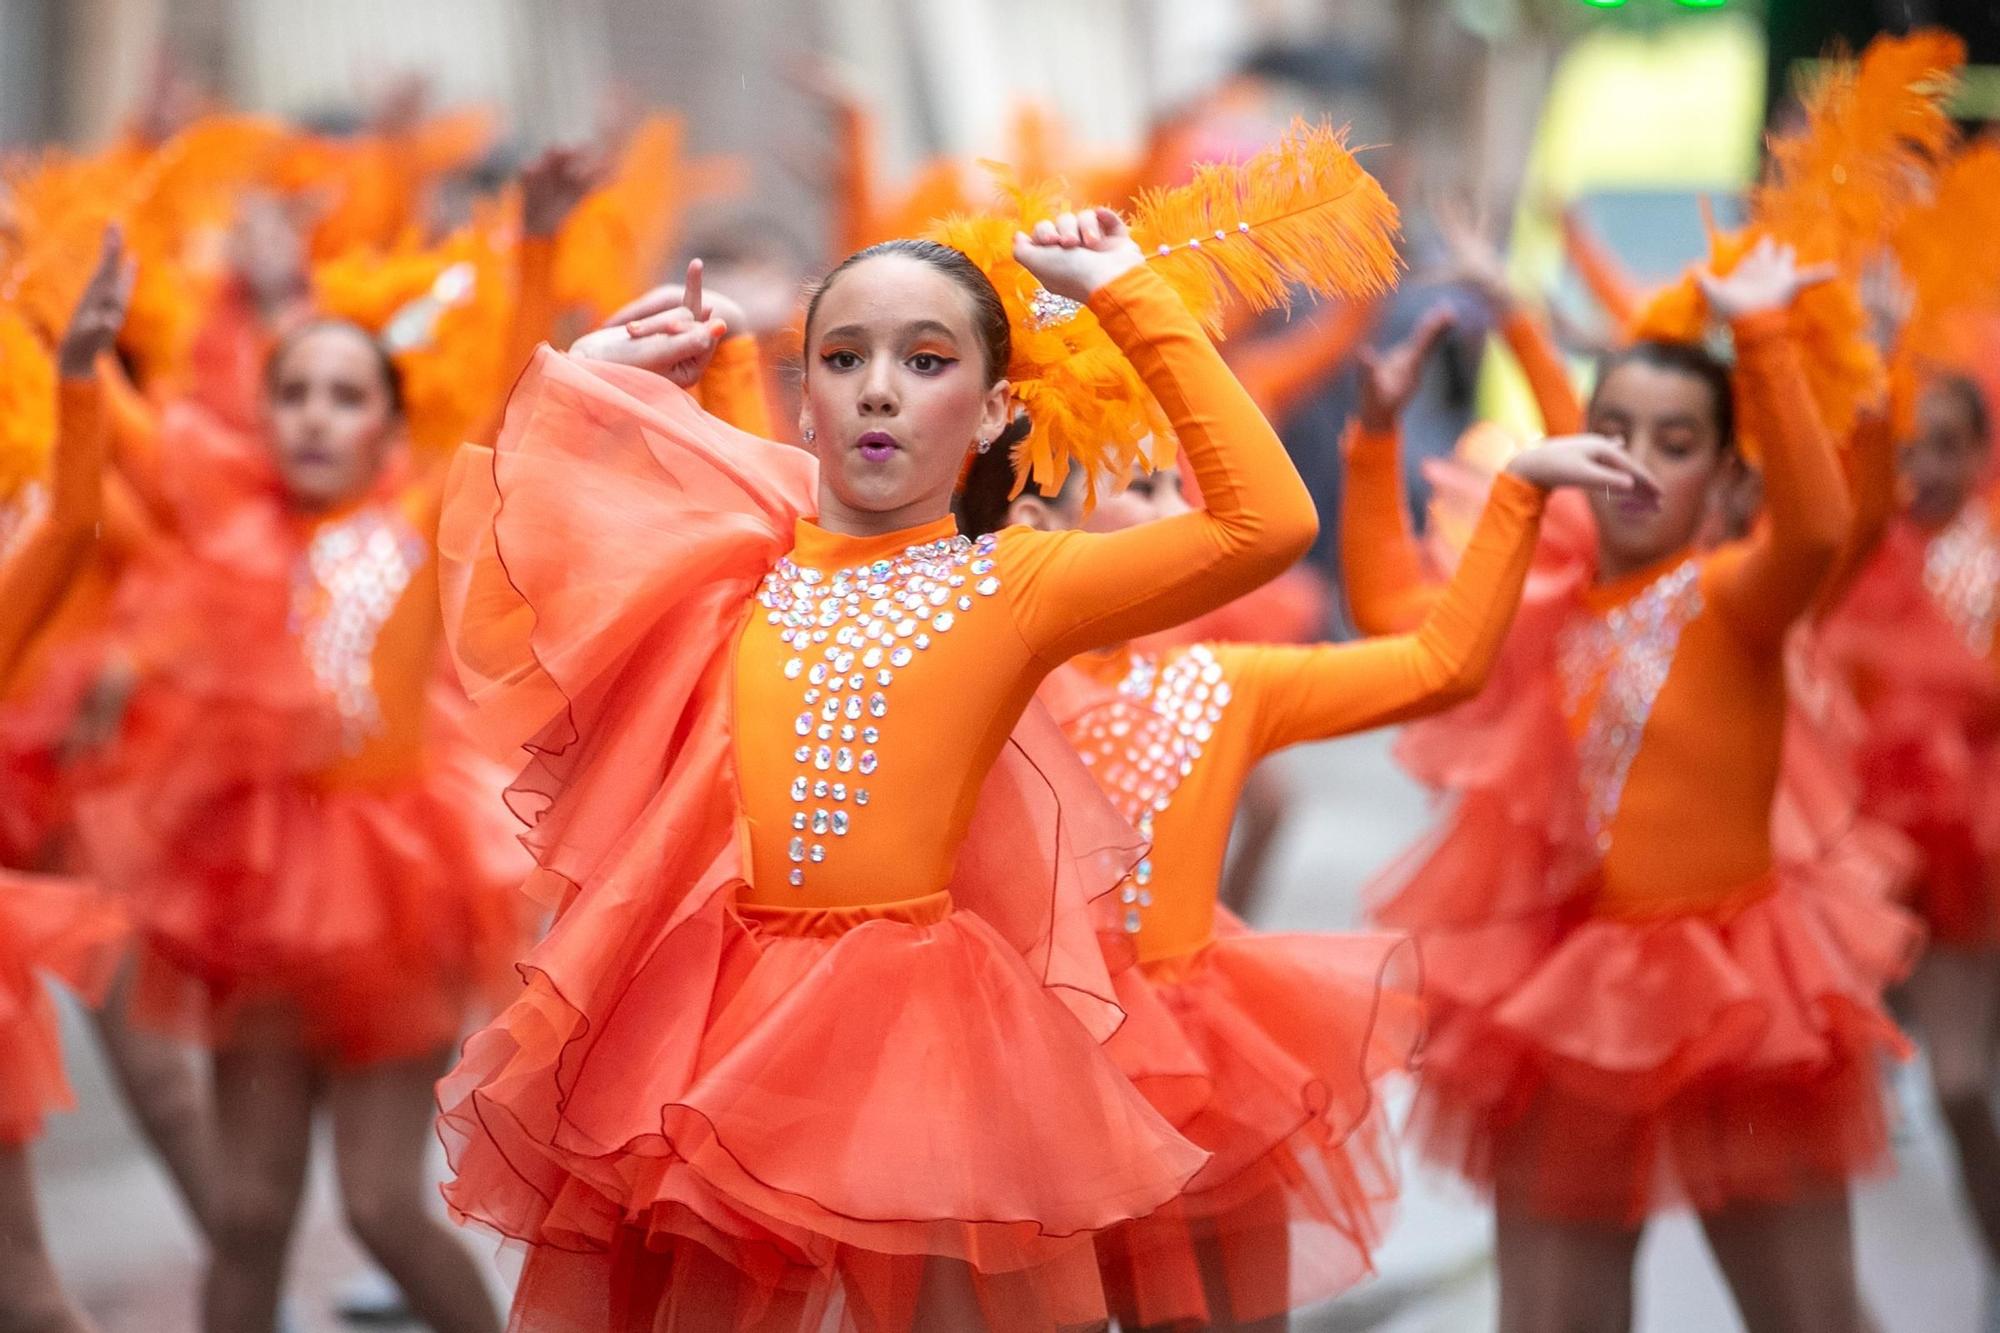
[929,118,1401,504]
[1630,30,1963,458]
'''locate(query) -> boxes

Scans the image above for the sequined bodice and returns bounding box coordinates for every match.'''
[1923,499,2000,659]
[735,522,1026,905]
[1065,646,1233,935]
[289,503,429,753]
[1558,559,1704,853]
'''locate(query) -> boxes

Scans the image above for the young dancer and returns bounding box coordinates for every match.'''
[1346,240,1914,1332]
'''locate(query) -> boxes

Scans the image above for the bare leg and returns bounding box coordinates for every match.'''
[1905,947,2000,1263]
[1699,1193,1866,1333]
[1494,1205,1641,1333]
[204,1007,317,1333]
[0,1145,92,1333]
[329,1046,500,1333]
[84,960,215,1236]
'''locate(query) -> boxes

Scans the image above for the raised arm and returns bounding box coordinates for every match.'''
[1237,470,1545,749]
[1255,431,1644,748]
[1339,419,1441,633]
[1562,203,1644,331]
[1002,211,1318,660]
[1814,408,1895,618]
[1438,202,1584,435]
[1337,306,1458,633]
[1497,306,1585,436]
[0,232,131,682]
[1702,242,1852,644]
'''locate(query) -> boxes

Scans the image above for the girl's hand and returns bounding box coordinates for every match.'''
[1698,236,1838,323]
[1505,433,1661,501]
[520,143,605,239]
[58,227,137,379]
[1357,304,1456,435]
[607,259,748,341]
[1013,207,1143,303]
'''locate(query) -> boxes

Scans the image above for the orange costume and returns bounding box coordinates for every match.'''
[433,265,1317,1331]
[1821,481,2000,947]
[72,382,528,1066]
[1035,470,1546,1328]
[1344,311,1916,1223]
[0,375,126,1145]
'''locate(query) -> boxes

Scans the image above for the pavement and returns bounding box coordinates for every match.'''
[33,728,1994,1330]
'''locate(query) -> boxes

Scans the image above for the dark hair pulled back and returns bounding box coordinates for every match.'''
[804,238,1034,460]
[265,318,407,416]
[1589,340,1735,454]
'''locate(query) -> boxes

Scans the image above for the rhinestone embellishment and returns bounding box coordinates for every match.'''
[755,530,1002,889]
[1066,646,1232,933]
[1924,499,2000,658]
[1557,560,1703,853]
[289,505,428,751]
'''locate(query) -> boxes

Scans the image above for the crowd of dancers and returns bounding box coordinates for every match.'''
[4,25,2000,1333]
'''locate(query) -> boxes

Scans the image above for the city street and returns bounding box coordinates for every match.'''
[39,729,1991,1331]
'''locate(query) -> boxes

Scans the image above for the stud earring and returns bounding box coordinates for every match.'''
[976,436,993,454]
[804,428,817,444]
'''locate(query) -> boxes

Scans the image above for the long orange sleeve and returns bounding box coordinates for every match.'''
[1227,297,1379,424]
[1705,312,1851,648]
[1498,307,1584,436]
[1238,473,1544,750]
[0,380,106,685]
[1816,411,1896,618]
[472,234,559,448]
[96,352,171,528]
[696,336,776,438]
[1003,265,1320,661]
[1562,207,1644,330]
[1339,421,1442,634]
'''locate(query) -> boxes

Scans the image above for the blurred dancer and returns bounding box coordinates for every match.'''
[75,305,526,1333]
[0,231,131,1333]
[1346,241,1913,1333]
[1823,371,2000,1272]
[959,394,1643,1329]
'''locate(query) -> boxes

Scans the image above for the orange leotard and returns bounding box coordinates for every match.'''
[734,264,1317,909]
[1060,473,1545,962]
[1347,311,1850,910]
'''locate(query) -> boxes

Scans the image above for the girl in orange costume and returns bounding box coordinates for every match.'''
[0,231,133,1333]
[1344,240,1914,1332]
[958,386,1645,1329]
[1822,371,2000,1270]
[433,202,1351,1331]
[72,226,555,1328]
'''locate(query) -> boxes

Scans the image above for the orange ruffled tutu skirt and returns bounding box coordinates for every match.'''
[1092,922,1418,1330]
[0,872,125,1145]
[465,887,1205,1333]
[78,695,530,1067]
[1377,652,1917,1225]
[1821,519,2000,948]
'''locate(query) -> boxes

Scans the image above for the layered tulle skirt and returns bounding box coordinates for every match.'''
[77,688,531,1067]
[1092,923,1418,1329]
[451,888,1210,1332]
[1392,861,1915,1225]
[0,872,125,1144]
